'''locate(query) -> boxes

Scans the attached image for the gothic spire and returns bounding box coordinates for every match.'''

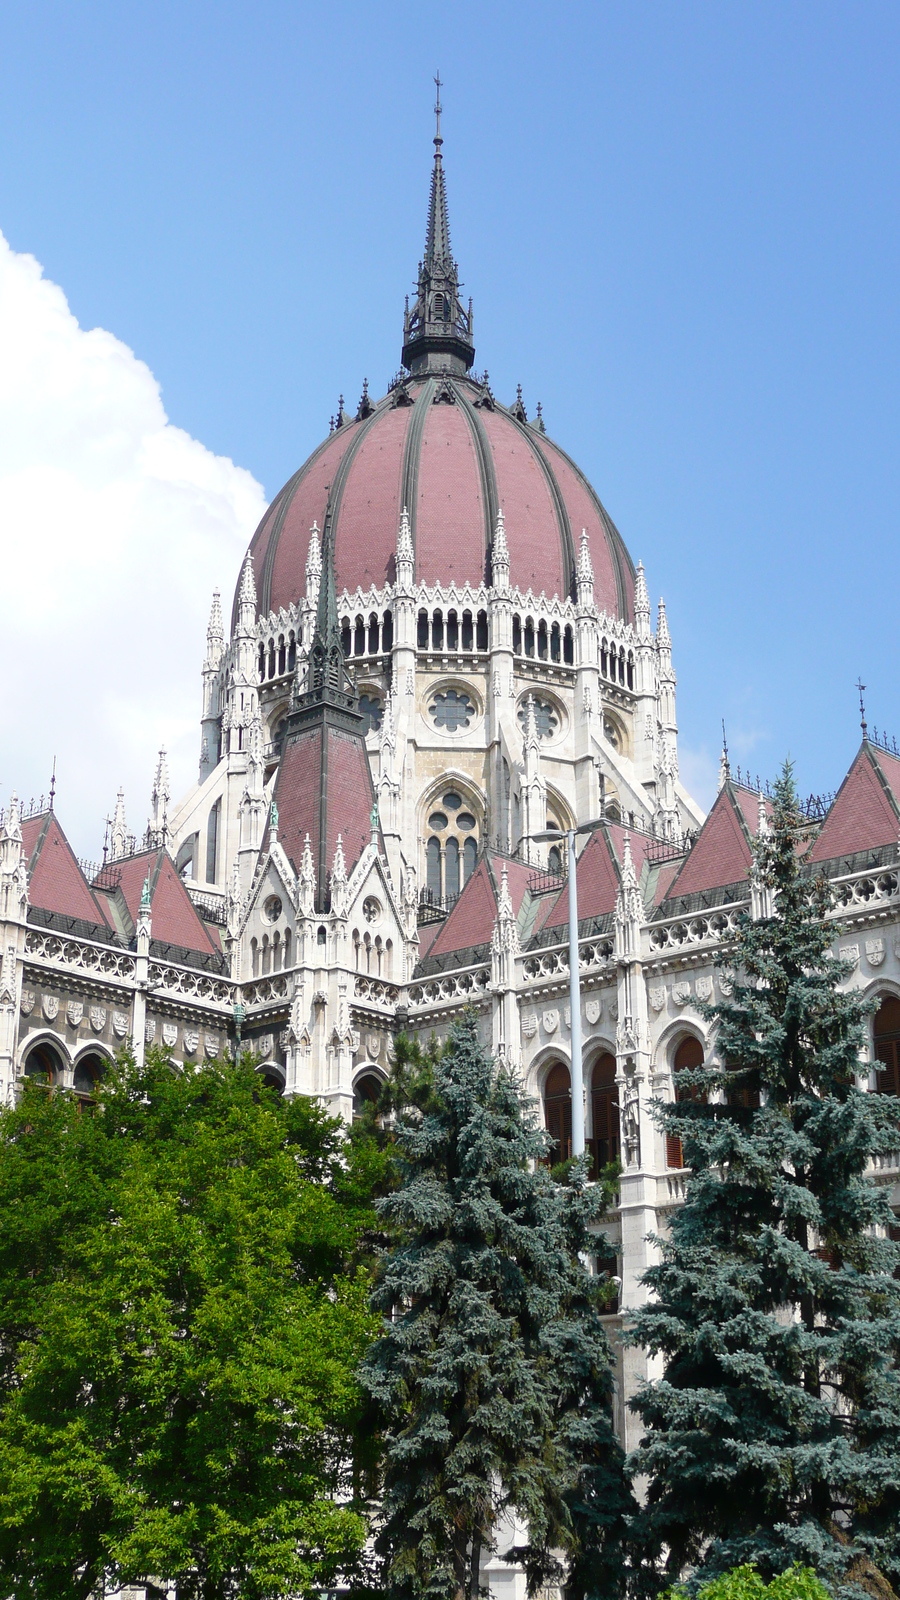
[401,79,475,376]
[305,504,354,703]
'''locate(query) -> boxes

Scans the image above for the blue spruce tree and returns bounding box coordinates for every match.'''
[628,765,900,1592]
[361,1016,633,1600]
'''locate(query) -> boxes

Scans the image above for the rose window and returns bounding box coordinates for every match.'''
[517,697,560,739]
[430,690,475,731]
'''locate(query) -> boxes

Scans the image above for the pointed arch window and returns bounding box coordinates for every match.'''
[874,996,900,1097]
[590,1053,620,1177]
[667,1035,705,1169]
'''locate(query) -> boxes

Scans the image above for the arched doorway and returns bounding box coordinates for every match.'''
[590,1052,620,1177]
[256,1063,285,1096]
[666,1035,705,1170]
[543,1062,572,1164]
[22,1040,64,1087]
[874,996,900,1097]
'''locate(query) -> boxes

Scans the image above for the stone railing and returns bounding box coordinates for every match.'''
[147,961,234,1010]
[353,975,401,1008]
[242,973,290,1009]
[24,928,137,986]
[648,905,744,956]
[408,964,492,1011]
[831,865,899,916]
[521,935,615,985]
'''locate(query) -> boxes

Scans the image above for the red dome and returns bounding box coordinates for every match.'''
[238,375,635,625]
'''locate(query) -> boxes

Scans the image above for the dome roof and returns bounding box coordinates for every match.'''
[234,106,636,628]
[239,376,635,624]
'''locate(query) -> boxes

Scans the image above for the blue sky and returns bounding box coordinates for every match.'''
[0,1,898,847]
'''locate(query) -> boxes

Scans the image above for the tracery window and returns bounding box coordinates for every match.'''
[73,1052,106,1100]
[423,788,481,903]
[430,690,475,731]
[23,1042,63,1087]
[359,694,384,734]
[517,696,560,740]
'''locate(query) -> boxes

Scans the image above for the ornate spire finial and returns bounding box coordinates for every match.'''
[110,788,128,861]
[534,400,546,434]
[634,560,651,637]
[657,597,671,650]
[401,80,475,376]
[718,719,730,792]
[524,693,540,754]
[305,504,354,703]
[332,834,347,885]
[492,507,509,590]
[397,505,414,564]
[237,550,257,633]
[857,677,868,738]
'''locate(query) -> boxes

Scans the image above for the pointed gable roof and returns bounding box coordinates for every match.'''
[426,857,498,960]
[110,850,222,961]
[270,722,378,895]
[662,784,754,902]
[23,812,112,934]
[808,743,900,863]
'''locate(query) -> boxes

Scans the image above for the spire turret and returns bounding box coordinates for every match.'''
[401,80,475,376]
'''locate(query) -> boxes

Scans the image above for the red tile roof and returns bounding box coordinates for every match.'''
[808,745,899,862]
[426,857,498,959]
[271,721,378,886]
[113,851,221,958]
[664,786,753,899]
[24,814,112,929]
[542,829,623,928]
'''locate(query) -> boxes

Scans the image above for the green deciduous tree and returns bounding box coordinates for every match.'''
[0,1047,378,1600]
[628,764,900,1592]
[361,1018,633,1600]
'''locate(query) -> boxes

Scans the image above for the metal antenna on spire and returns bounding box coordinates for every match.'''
[857,678,868,738]
[721,719,730,769]
[49,756,56,812]
[434,70,443,144]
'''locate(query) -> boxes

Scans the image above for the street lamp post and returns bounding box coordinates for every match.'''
[532,820,603,1160]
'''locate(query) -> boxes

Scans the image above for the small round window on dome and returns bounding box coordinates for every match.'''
[428,811,448,831]
[430,691,475,731]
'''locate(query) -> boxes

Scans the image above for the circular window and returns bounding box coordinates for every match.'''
[428,811,448,831]
[456,812,476,832]
[517,697,560,740]
[359,694,384,734]
[443,791,462,810]
[430,690,475,731]
[263,895,283,923]
[363,896,382,924]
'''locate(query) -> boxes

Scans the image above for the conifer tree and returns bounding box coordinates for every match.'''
[361,1017,633,1600]
[628,765,900,1591]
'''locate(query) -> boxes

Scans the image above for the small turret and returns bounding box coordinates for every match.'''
[305,522,322,607]
[237,551,257,636]
[206,588,225,667]
[396,506,414,591]
[576,528,594,609]
[401,77,475,376]
[110,788,128,860]
[491,508,510,593]
[634,561,651,640]
[150,749,170,848]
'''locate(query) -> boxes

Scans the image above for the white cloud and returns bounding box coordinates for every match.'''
[0,229,267,858]
[678,744,719,816]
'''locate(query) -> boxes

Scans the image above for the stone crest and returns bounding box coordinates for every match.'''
[672,980,692,1008]
[564,1006,571,1030]
[66,999,84,1028]
[865,937,886,968]
[521,1013,538,1039]
[694,976,713,1002]
[257,1033,274,1059]
[42,994,59,1022]
[204,1033,220,1059]
[585,997,601,1025]
[183,1029,199,1056]
[90,1005,106,1033]
[718,967,736,997]
[648,985,666,1013]
[112,1011,129,1039]
[145,1018,157,1045]
[20,988,35,1016]
[841,944,860,971]
[366,1032,381,1060]
[162,1021,178,1049]
[542,1008,559,1035]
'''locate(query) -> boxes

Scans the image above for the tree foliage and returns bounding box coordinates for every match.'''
[361,1018,633,1600]
[0,1047,378,1600]
[628,764,900,1592]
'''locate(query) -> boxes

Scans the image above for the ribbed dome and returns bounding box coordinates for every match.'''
[237,374,636,626]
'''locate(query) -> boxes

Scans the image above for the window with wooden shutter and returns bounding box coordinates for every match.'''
[874,996,900,1098]
[667,1035,704,1169]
